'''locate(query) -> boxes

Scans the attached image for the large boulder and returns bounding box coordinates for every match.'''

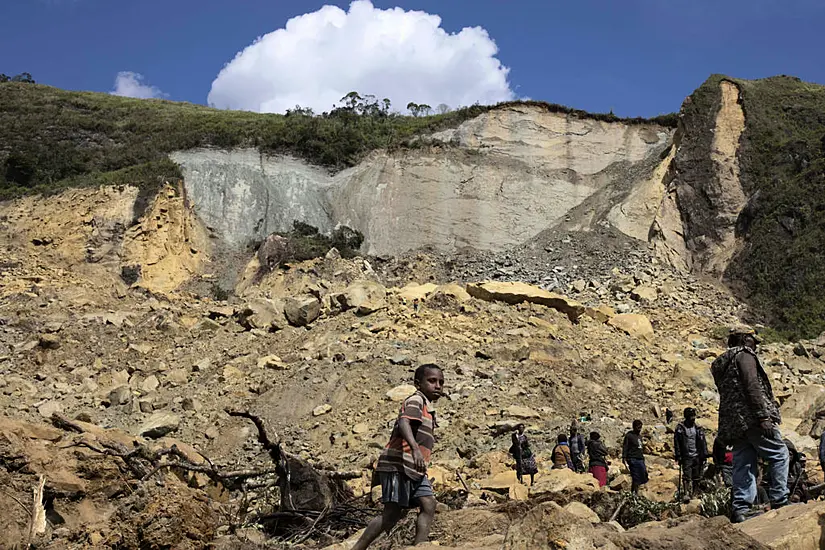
[529,468,600,498]
[335,280,387,314]
[781,385,825,436]
[620,515,769,550]
[503,501,619,549]
[397,283,438,302]
[466,281,585,322]
[284,295,322,326]
[234,298,287,332]
[672,359,715,392]
[737,500,825,550]
[608,313,654,340]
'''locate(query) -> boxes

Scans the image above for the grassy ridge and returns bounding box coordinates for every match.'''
[0,83,676,201]
[728,76,825,339]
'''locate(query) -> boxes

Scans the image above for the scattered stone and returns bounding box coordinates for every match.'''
[608,313,654,340]
[313,404,332,416]
[138,399,154,413]
[165,369,189,386]
[141,375,160,393]
[570,279,587,293]
[631,285,658,303]
[563,501,601,523]
[390,354,412,366]
[193,318,221,332]
[352,422,369,434]
[398,283,438,302]
[584,304,616,323]
[129,343,153,355]
[505,405,540,419]
[38,400,62,418]
[466,281,585,322]
[284,295,322,327]
[235,298,287,332]
[257,355,287,369]
[433,283,471,302]
[139,412,181,438]
[207,305,234,319]
[106,386,132,407]
[222,365,244,382]
[386,384,417,402]
[37,333,61,350]
[182,397,202,412]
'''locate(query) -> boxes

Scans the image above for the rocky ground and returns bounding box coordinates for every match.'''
[3,189,825,549]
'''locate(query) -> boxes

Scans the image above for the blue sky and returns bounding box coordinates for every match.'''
[1,0,823,117]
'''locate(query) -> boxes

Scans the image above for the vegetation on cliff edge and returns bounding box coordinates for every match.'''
[0,83,677,201]
[729,76,825,339]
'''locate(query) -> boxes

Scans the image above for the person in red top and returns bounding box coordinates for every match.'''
[353,364,444,550]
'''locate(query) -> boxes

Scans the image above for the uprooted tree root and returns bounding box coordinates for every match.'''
[46,409,371,546]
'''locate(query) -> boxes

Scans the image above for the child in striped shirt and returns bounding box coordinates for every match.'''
[353,364,444,550]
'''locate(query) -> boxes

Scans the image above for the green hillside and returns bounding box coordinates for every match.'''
[0,83,676,202]
[729,76,825,339]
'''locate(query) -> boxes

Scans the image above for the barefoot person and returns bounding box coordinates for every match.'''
[353,364,445,550]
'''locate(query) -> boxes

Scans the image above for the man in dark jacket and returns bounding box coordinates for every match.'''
[569,422,586,473]
[711,325,789,523]
[818,424,825,477]
[674,408,708,499]
[622,419,647,494]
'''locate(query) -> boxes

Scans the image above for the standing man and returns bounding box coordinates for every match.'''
[674,408,708,500]
[711,325,789,523]
[622,419,648,494]
[569,421,586,473]
[817,413,825,477]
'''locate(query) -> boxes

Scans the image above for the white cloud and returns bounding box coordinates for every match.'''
[111,71,166,99]
[207,0,514,113]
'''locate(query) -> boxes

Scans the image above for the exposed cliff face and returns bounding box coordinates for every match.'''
[173,105,672,256]
[653,77,749,278]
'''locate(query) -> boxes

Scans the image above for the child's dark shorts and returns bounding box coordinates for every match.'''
[379,471,434,508]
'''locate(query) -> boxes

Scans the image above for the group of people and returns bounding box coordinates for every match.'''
[510,422,610,487]
[351,324,813,549]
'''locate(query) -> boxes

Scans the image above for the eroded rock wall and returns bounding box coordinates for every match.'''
[172,105,673,256]
[656,78,748,277]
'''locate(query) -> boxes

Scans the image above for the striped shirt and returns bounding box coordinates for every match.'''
[376,390,437,481]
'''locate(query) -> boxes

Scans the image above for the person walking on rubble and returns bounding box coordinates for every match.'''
[587,431,610,486]
[552,434,575,469]
[569,422,587,473]
[711,325,789,523]
[510,424,539,485]
[623,419,648,493]
[674,407,708,500]
[353,364,444,550]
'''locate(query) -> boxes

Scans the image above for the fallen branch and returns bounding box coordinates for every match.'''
[610,497,627,523]
[226,408,294,511]
[455,470,470,493]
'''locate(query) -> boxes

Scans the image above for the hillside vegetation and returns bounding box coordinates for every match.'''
[0,83,676,201]
[729,76,825,339]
